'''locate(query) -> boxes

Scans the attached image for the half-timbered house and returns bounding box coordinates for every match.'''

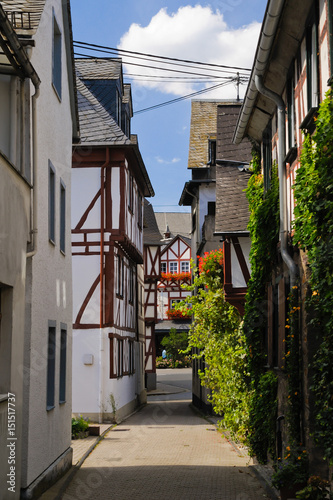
[233,0,333,473]
[72,58,154,423]
[143,200,162,390]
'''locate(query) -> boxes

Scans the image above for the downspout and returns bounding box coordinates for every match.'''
[99,148,110,423]
[26,82,40,258]
[255,75,298,286]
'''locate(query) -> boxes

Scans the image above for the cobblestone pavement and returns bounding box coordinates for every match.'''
[62,396,271,500]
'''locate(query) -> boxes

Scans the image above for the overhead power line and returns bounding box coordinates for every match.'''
[73,40,252,75]
[134,80,236,115]
[74,51,241,79]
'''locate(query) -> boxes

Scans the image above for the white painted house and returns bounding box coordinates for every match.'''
[0,0,78,498]
[72,58,154,423]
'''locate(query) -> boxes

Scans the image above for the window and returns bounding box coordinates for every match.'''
[59,324,67,403]
[287,75,296,151]
[128,174,134,212]
[116,89,122,125]
[170,299,182,309]
[208,139,216,165]
[49,161,55,244]
[161,262,167,273]
[52,12,62,99]
[129,265,135,304]
[306,20,318,111]
[47,321,56,410]
[181,261,190,273]
[137,194,143,229]
[117,254,124,298]
[169,262,178,274]
[129,341,135,375]
[60,180,66,253]
[207,201,216,216]
[117,339,123,377]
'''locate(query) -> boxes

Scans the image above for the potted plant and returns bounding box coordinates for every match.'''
[272,446,309,500]
[71,415,90,439]
[296,476,332,499]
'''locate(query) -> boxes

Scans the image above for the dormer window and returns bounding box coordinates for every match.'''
[116,89,122,126]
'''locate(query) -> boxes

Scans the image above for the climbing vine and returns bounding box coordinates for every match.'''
[284,285,302,446]
[292,89,333,462]
[243,152,280,379]
[179,250,250,439]
[241,150,280,463]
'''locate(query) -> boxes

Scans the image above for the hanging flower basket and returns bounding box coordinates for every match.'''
[166,308,192,320]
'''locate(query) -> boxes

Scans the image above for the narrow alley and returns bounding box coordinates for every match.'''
[60,370,270,500]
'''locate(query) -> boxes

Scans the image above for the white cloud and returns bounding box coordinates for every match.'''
[118,5,260,99]
[155,156,181,165]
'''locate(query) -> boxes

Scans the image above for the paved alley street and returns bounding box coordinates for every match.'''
[62,370,270,500]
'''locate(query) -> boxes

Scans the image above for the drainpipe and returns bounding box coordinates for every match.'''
[10,77,18,166]
[26,82,40,259]
[254,75,298,287]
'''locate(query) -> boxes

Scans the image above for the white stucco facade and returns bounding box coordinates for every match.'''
[19,0,75,495]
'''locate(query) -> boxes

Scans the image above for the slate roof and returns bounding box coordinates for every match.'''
[155,212,191,240]
[1,0,46,35]
[215,165,251,234]
[76,77,131,144]
[217,104,252,163]
[75,58,122,81]
[143,200,163,245]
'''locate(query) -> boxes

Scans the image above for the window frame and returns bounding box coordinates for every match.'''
[262,122,272,192]
[49,161,56,245]
[60,179,66,254]
[116,254,124,298]
[181,261,190,273]
[306,19,319,112]
[47,321,56,411]
[161,262,167,274]
[208,139,216,166]
[52,10,62,100]
[59,323,67,404]
[169,262,178,274]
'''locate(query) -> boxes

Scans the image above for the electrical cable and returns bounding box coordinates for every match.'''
[74,51,242,79]
[74,40,252,73]
[134,80,234,114]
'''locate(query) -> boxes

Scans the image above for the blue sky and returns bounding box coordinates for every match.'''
[70,0,267,212]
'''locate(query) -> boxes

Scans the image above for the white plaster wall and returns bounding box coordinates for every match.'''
[198,184,216,240]
[0,155,31,499]
[72,255,100,324]
[72,329,101,413]
[21,0,74,488]
[230,237,251,288]
[111,166,120,229]
[73,327,138,416]
[71,167,101,229]
[0,75,11,157]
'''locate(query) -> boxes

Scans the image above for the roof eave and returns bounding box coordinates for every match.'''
[233,0,286,145]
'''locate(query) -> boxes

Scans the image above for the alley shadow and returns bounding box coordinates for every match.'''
[62,464,268,500]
